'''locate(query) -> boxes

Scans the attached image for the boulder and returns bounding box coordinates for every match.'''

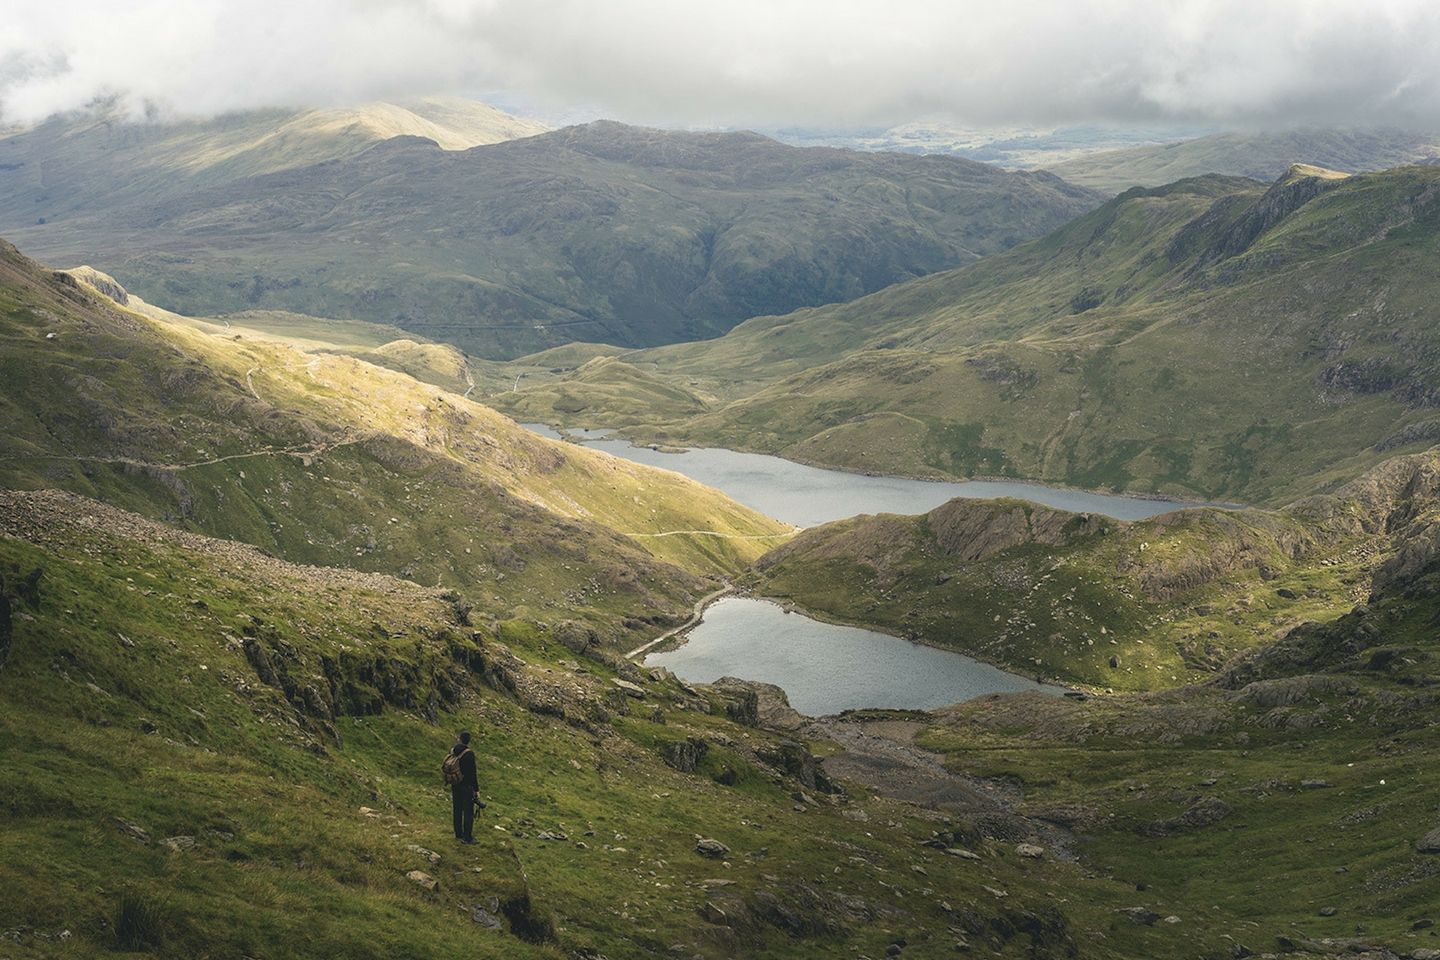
[660,737,709,773]
[695,838,730,859]
[406,870,438,891]
[405,844,441,865]
[1117,907,1160,925]
[754,740,838,794]
[1015,843,1045,859]
[611,678,646,699]
[1417,827,1440,853]
[162,836,196,853]
[553,620,597,655]
[470,905,502,928]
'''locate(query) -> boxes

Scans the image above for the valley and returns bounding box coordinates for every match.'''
[3,82,1440,960]
[494,164,1440,507]
[0,113,1100,358]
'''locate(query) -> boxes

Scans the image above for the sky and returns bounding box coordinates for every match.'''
[3,0,1440,131]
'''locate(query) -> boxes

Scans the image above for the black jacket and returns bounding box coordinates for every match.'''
[452,745,478,790]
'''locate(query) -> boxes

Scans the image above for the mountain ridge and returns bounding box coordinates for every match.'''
[0,118,1103,357]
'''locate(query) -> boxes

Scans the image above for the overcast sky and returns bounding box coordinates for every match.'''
[3,0,1440,131]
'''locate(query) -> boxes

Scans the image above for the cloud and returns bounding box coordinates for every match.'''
[3,0,1440,130]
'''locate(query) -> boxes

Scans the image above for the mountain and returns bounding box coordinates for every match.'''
[0,239,793,645]
[5,234,1440,956]
[1048,129,1440,193]
[0,119,1103,358]
[0,96,547,204]
[494,164,1440,506]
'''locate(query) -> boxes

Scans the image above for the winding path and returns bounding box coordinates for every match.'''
[0,435,369,473]
[618,529,793,540]
[624,583,734,660]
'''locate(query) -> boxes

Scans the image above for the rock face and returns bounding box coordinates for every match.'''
[661,736,709,773]
[1417,827,1440,853]
[710,677,806,729]
[755,740,838,795]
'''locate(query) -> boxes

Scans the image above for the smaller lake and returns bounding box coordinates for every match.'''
[521,424,1221,526]
[644,597,1064,715]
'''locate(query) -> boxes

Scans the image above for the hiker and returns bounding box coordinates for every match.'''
[443,730,480,843]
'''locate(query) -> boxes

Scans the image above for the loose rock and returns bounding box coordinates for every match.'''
[406,870,437,891]
[695,838,729,859]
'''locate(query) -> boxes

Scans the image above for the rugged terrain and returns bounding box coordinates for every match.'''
[496,164,1440,505]
[0,119,1101,357]
[0,241,792,646]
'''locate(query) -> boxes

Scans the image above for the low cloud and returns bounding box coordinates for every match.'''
[4,0,1440,130]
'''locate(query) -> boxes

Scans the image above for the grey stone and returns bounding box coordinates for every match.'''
[695,838,729,859]
[406,870,437,891]
[1117,907,1160,925]
[405,844,440,865]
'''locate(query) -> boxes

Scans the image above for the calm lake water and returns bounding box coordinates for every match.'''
[521,424,1215,526]
[645,597,1064,715]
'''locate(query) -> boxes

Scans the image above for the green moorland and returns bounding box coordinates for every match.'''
[0,241,793,648]
[493,164,1440,506]
[0,120,1101,357]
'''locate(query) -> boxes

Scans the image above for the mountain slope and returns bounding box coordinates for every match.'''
[0,239,792,646]
[495,165,1440,505]
[0,487,1126,959]
[0,121,1102,357]
[1049,128,1440,193]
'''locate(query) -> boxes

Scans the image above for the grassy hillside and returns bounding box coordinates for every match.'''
[4,478,1439,957]
[748,449,1440,691]
[1049,128,1440,193]
[494,165,1440,506]
[0,120,1101,358]
[0,240,793,647]
[1,488,1145,959]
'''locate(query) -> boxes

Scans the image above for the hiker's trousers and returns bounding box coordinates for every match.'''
[452,784,475,841]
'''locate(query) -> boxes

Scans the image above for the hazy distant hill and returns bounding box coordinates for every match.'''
[0,97,546,205]
[0,119,1101,357]
[495,163,1440,504]
[1049,129,1440,192]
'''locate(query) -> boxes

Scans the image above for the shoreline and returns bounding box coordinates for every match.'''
[637,589,1082,698]
[528,420,1244,512]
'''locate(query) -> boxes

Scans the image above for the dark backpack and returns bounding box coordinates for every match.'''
[442,748,470,786]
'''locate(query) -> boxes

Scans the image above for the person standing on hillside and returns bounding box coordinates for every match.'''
[444,730,480,844]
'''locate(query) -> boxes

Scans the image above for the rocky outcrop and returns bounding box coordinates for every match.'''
[754,740,839,794]
[660,736,709,773]
[710,677,806,729]
[926,500,1099,563]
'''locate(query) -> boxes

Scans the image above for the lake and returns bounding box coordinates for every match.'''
[521,423,1220,526]
[645,597,1064,715]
